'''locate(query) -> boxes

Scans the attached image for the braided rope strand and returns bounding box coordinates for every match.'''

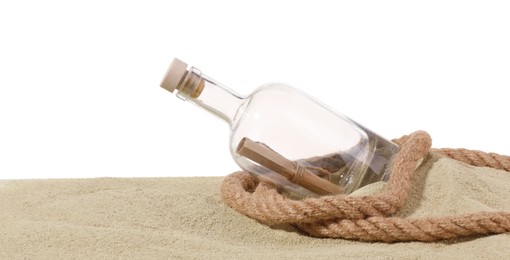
[433,148,510,172]
[221,131,510,242]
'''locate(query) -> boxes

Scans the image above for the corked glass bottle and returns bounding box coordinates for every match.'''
[161,58,399,199]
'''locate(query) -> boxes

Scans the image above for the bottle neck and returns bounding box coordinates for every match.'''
[177,68,246,125]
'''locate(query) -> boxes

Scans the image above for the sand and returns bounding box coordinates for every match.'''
[1,154,510,259]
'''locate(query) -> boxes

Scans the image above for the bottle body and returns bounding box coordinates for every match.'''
[231,84,398,198]
[161,58,399,199]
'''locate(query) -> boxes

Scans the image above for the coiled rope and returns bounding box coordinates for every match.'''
[221,131,510,242]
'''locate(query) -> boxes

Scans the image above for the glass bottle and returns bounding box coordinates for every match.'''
[161,58,399,199]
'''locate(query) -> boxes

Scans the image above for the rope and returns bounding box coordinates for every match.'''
[221,131,510,242]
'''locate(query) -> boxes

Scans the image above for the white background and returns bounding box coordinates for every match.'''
[1,1,509,179]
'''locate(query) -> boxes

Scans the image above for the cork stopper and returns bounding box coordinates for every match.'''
[160,58,188,93]
[160,58,205,99]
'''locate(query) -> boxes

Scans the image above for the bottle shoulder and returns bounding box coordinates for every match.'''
[250,83,299,97]
[230,83,299,126]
